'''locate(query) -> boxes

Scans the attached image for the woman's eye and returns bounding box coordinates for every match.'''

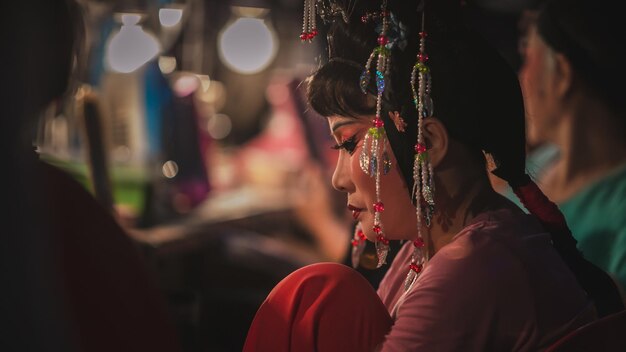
[331,135,358,155]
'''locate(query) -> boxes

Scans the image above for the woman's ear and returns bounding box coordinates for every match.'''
[422,118,448,168]
[553,52,574,99]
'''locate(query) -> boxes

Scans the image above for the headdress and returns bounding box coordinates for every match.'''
[302,0,435,289]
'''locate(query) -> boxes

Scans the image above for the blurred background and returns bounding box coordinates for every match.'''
[30,0,531,350]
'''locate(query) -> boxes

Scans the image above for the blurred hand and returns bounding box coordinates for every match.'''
[290,162,351,262]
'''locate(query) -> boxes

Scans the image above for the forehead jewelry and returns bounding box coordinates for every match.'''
[358,0,392,268]
[405,10,435,292]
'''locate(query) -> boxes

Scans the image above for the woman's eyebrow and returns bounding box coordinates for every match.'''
[331,120,357,133]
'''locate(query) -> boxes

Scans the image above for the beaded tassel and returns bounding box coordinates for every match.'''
[358,0,391,267]
[405,11,435,292]
[351,225,367,268]
[300,0,318,41]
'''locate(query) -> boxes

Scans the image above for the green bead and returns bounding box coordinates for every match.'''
[417,151,429,163]
[414,62,430,73]
[376,46,390,56]
[369,127,380,138]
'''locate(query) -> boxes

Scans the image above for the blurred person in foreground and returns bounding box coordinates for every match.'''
[1,1,181,351]
[242,0,623,350]
[517,0,626,298]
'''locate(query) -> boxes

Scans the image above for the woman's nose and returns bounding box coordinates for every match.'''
[331,153,354,193]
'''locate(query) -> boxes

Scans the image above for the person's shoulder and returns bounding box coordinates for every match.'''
[38,159,94,200]
[562,163,626,219]
[424,210,545,286]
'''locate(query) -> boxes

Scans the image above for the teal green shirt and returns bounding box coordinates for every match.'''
[505,144,626,295]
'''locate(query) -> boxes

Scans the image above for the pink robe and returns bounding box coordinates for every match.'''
[377,209,596,351]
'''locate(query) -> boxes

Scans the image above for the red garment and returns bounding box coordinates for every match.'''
[243,262,392,352]
[41,161,181,352]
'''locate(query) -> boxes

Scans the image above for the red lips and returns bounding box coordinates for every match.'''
[348,204,363,220]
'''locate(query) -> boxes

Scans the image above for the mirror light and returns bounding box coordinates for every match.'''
[106,13,161,73]
[218,16,278,74]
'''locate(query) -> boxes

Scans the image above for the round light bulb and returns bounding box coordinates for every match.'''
[218,17,278,74]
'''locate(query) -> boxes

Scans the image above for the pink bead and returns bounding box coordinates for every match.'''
[418,53,428,62]
[377,35,389,46]
[374,202,385,212]
[373,118,384,128]
[413,238,425,248]
[415,143,426,153]
[361,15,369,23]
[419,31,428,38]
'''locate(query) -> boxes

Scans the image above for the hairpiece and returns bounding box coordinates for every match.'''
[389,111,407,132]
[316,0,354,24]
[357,0,392,267]
[301,0,358,41]
[405,10,435,292]
[301,0,319,41]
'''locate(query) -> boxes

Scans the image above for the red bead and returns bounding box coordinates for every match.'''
[413,238,425,248]
[418,53,428,62]
[376,234,389,245]
[419,31,428,38]
[374,202,385,213]
[415,143,426,153]
[373,225,382,234]
[351,239,360,247]
[311,29,318,37]
[377,35,389,46]
[357,230,366,240]
[300,32,308,41]
[373,118,384,128]
[409,263,423,273]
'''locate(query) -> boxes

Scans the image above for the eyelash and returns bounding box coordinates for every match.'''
[332,135,358,155]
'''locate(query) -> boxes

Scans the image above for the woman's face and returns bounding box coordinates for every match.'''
[518,26,561,145]
[328,115,418,241]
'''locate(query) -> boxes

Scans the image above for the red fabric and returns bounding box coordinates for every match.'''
[41,162,181,352]
[243,263,392,352]
[513,179,568,233]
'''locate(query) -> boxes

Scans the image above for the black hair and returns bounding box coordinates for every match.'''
[308,0,526,196]
[307,0,624,317]
[537,0,626,117]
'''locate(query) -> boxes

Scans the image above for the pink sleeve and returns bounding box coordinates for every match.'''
[379,231,530,352]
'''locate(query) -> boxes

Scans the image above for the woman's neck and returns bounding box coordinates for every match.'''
[428,170,521,255]
[546,100,626,202]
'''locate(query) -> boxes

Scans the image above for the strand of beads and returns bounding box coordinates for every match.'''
[406,12,435,292]
[300,0,318,41]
